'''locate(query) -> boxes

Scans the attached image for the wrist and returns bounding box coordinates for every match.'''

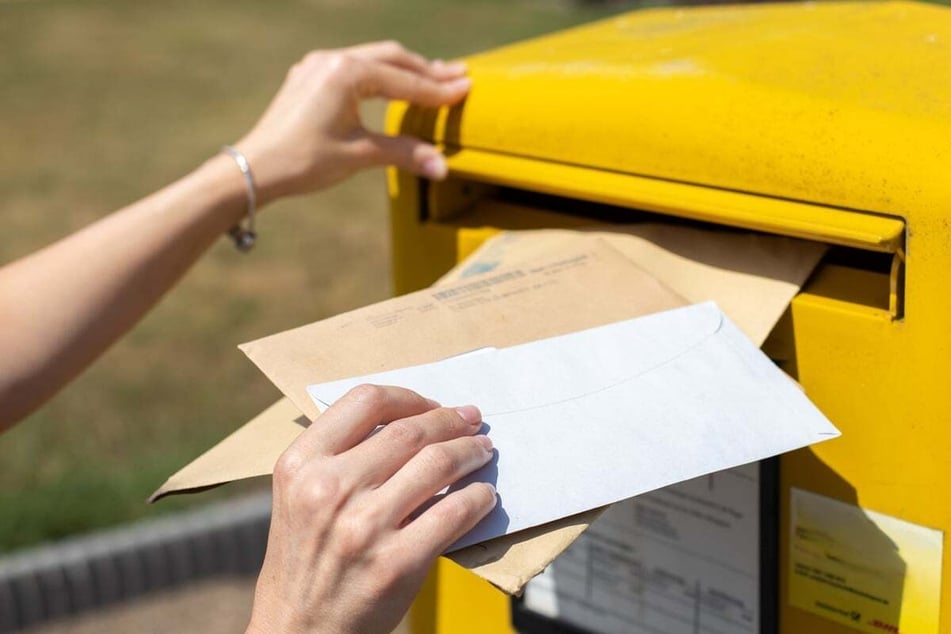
[231,138,288,208]
[219,145,258,251]
[246,597,315,634]
[193,153,250,231]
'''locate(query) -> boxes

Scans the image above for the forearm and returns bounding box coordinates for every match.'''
[0,153,246,430]
[0,42,469,433]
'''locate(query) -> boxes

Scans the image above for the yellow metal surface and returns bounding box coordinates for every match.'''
[411,1,951,223]
[443,148,906,253]
[409,560,514,634]
[390,3,951,632]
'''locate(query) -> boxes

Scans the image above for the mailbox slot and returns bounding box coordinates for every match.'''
[424,162,906,319]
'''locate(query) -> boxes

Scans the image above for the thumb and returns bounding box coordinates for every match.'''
[353,132,448,180]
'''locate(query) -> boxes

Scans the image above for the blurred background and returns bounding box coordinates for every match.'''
[0,0,643,630]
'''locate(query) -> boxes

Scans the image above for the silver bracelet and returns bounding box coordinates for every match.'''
[221,145,257,252]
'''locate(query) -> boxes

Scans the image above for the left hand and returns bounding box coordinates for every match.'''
[235,41,471,206]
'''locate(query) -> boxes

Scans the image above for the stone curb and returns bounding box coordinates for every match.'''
[0,492,271,632]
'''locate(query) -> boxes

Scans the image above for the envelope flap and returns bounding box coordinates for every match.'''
[309,302,725,416]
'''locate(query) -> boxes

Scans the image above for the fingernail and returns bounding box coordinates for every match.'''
[450,77,472,91]
[425,398,441,408]
[484,483,498,505]
[422,154,447,180]
[454,405,482,425]
[475,434,493,453]
[443,60,468,74]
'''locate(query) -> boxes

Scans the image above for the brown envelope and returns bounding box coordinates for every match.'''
[151,227,825,594]
[439,224,827,346]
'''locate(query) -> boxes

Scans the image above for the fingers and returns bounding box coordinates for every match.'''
[348,41,429,70]
[377,432,494,526]
[297,385,440,457]
[353,59,471,107]
[345,59,468,191]
[347,405,484,487]
[427,59,469,82]
[400,482,498,559]
[351,132,447,180]
[346,40,467,81]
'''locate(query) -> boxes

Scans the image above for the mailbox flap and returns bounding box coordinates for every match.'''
[388,1,951,222]
[439,148,906,255]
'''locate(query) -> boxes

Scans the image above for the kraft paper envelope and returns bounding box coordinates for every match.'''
[440,224,827,346]
[152,228,826,593]
[306,302,839,552]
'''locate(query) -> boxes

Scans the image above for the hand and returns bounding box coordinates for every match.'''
[235,41,470,206]
[247,385,497,634]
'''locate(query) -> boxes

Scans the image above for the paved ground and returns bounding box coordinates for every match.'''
[23,577,256,634]
[22,577,410,634]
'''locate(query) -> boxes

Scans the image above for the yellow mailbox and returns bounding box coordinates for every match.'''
[387,2,951,632]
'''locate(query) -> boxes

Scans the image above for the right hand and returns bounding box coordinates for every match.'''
[247,385,496,634]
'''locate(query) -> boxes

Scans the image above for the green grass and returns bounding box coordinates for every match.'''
[0,0,632,551]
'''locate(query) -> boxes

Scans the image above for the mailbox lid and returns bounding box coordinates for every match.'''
[418,1,951,220]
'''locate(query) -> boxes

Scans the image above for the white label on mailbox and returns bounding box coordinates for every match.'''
[523,463,760,633]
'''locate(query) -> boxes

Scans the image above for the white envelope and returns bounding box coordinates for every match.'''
[307,302,840,552]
